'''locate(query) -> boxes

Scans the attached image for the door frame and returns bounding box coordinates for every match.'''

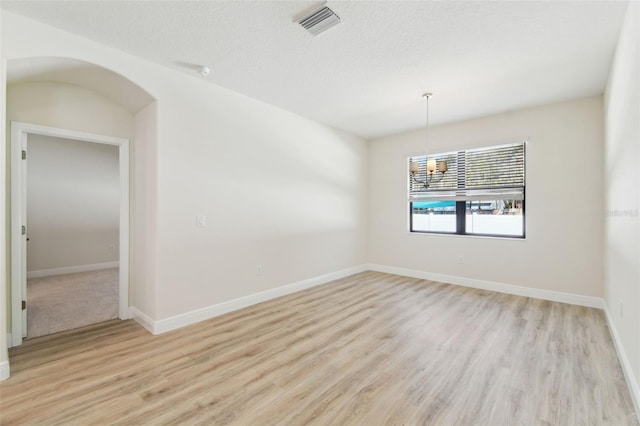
[10,121,130,347]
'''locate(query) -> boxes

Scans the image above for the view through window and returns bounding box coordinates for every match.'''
[409,142,525,238]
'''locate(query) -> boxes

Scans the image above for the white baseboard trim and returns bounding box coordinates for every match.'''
[366,264,605,309]
[0,360,10,381]
[131,263,604,336]
[27,261,120,279]
[145,264,368,335]
[604,306,640,416]
[129,307,156,335]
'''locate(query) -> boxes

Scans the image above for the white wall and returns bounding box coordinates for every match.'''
[132,102,158,319]
[7,81,135,138]
[369,96,604,298]
[153,89,368,319]
[0,7,10,381]
[26,134,119,272]
[1,11,368,347]
[604,1,640,402]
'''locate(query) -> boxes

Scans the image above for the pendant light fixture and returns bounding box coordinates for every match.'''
[409,93,447,189]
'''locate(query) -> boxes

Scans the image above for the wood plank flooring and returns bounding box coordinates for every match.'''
[1,271,637,425]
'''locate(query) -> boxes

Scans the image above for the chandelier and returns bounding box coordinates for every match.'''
[409,93,447,189]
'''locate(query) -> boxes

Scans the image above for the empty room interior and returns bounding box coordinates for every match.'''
[0,1,639,425]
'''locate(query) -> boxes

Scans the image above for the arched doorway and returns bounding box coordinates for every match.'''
[6,57,156,347]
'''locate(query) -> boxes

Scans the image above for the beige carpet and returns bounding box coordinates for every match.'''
[27,268,119,338]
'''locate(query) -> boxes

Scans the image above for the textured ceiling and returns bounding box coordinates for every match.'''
[1,1,628,139]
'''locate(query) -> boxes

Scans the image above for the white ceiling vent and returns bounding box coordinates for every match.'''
[298,6,341,36]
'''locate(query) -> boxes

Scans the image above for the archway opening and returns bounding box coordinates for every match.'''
[6,57,157,348]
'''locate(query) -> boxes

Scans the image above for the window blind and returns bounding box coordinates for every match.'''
[409,142,525,202]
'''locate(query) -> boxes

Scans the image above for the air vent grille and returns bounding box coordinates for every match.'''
[298,6,341,36]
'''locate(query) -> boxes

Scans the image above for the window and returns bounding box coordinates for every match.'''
[409,142,525,238]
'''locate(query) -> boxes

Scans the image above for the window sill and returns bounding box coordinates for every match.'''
[407,231,526,241]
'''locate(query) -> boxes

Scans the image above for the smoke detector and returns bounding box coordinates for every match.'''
[297,6,341,36]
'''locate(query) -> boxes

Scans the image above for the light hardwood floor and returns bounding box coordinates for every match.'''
[1,271,637,425]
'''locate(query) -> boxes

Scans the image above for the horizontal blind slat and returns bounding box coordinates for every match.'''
[410,187,525,202]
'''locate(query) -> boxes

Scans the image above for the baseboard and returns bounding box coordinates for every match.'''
[604,306,640,416]
[129,307,156,334]
[27,261,120,279]
[148,264,368,335]
[131,263,602,336]
[366,264,604,309]
[0,360,10,381]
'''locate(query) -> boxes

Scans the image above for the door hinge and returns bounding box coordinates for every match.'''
[22,300,26,310]
[22,150,26,160]
[22,225,26,235]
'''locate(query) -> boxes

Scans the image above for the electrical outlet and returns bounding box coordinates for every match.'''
[108,244,115,253]
[457,256,464,265]
[256,265,263,276]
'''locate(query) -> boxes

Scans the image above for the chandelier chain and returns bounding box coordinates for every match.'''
[425,94,429,155]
